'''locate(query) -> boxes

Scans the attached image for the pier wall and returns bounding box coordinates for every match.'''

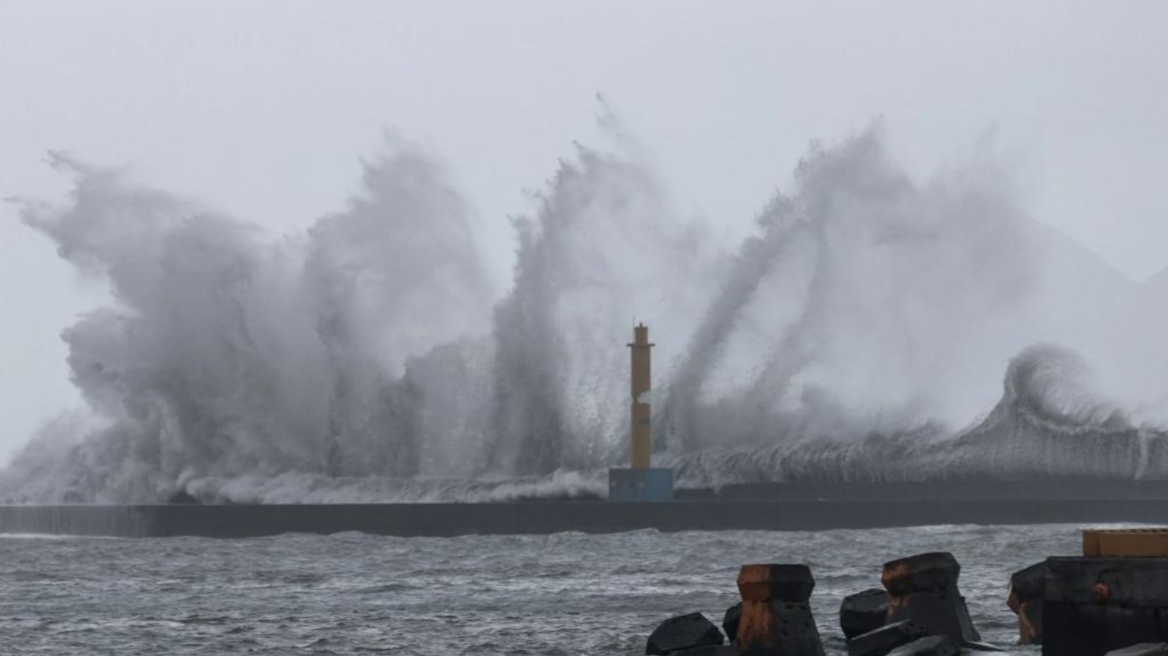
[4,497,1168,538]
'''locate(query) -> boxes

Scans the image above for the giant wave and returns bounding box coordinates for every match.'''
[5,118,1168,504]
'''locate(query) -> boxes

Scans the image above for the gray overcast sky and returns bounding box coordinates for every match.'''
[0,0,1165,460]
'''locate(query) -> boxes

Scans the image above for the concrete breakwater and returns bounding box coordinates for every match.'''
[646,542,1168,656]
[5,497,1168,538]
[645,552,987,656]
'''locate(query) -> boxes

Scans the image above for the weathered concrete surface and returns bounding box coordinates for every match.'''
[722,603,741,643]
[886,635,959,656]
[735,564,824,656]
[883,552,980,644]
[6,497,1168,538]
[883,553,960,596]
[1105,645,1168,656]
[646,612,724,655]
[1084,529,1168,557]
[738,564,814,602]
[961,640,1006,652]
[1007,561,1046,644]
[841,589,890,639]
[0,505,152,537]
[1043,557,1168,656]
[847,620,928,656]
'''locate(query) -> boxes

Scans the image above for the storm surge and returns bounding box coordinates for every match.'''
[5,122,1167,504]
[668,344,1168,490]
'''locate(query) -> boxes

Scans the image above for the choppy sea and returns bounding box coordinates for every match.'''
[0,524,1082,655]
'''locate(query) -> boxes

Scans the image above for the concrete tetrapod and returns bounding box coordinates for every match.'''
[1006,561,1046,645]
[734,564,825,656]
[723,602,741,643]
[1044,557,1168,656]
[841,588,890,639]
[646,612,725,655]
[882,552,981,644]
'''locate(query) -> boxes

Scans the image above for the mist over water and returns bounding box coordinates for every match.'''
[6,121,1168,504]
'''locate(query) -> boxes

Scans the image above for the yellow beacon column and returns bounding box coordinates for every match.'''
[629,323,654,469]
[609,322,672,502]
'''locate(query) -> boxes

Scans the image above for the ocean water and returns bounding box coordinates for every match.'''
[0,524,1079,655]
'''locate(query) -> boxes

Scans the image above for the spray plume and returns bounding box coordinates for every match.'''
[5,122,1168,503]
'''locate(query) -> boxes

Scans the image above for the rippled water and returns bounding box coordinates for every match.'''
[0,524,1083,655]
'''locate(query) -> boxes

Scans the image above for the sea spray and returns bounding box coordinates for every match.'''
[5,121,1168,504]
[4,143,497,501]
[490,142,720,475]
[662,127,1036,451]
[666,345,1168,486]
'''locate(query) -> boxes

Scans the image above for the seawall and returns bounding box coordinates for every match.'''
[4,497,1168,538]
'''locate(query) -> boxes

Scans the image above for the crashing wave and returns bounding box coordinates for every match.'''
[4,119,1167,504]
[668,344,1168,488]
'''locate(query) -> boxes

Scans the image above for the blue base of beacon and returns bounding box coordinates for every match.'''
[608,468,675,502]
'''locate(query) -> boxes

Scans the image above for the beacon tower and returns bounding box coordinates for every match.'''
[630,322,653,468]
[608,323,675,502]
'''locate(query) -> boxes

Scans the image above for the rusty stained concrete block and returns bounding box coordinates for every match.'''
[1007,561,1046,645]
[734,564,824,656]
[882,552,981,644]
[737,564,814,602]
[1042,557,1168,656]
